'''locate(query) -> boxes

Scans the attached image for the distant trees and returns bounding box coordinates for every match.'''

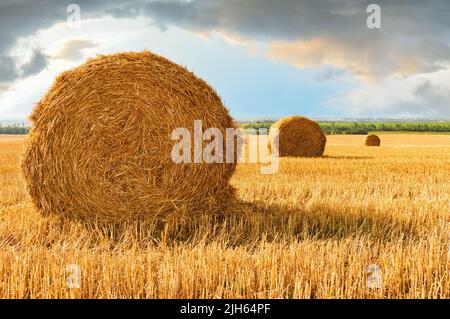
[0,125,29,134]
[1,121,450,135]
[318,122,450,134]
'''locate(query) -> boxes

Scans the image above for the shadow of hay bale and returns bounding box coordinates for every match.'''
[322,155,374,160]
[37,196,424,250]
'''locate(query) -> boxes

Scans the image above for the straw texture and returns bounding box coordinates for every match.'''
[365,134,381,146]
[267,116,326,157]
[22,51,236,222]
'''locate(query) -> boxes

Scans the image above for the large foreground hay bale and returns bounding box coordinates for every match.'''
[267,116,326,157]
[364,134,381,146]
[22,51,236,222]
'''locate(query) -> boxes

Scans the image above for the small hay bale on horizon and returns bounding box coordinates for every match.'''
[365,134,381,146]
[267,116,326,157]
[22,51,236,222]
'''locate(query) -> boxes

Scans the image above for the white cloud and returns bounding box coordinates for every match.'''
[327,68,450,117]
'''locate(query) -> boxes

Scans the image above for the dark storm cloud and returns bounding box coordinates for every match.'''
[138,0,450,41]
[0,0,120,89]
[0,49,48,93]
[135,0,450,78]
[411,80,450,115]
[140,0,368,40]
[21,50,49,77]
[0,0,127,54]
[0,56,18,82]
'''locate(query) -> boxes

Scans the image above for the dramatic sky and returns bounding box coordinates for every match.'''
[0,0,449,120]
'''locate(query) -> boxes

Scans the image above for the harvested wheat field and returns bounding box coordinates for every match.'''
[0,134,448,298]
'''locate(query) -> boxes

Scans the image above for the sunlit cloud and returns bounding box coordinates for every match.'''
[52,39,98,61]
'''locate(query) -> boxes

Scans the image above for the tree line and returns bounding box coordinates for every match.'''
[0,125,29,134]
[1,121,449,135]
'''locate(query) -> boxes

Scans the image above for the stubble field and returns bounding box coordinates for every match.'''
[0,134,448,298]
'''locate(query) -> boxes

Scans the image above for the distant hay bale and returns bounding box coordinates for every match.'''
[267,116,326,157]
[364,134,381,146]
[22,51,236,222]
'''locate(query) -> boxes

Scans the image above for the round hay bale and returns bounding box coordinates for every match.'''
[22,51,236,222]
[364,134,381,146]
[267,116,326,157]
